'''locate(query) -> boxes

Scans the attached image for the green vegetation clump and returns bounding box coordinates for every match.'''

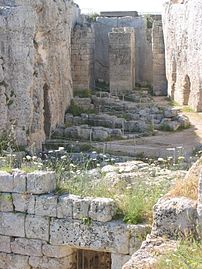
[57,169,167,224]
[68,100,95,116]
[156,240,202,269]
[74,88,92,98]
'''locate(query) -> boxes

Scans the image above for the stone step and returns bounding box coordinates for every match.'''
[64,113,152,132]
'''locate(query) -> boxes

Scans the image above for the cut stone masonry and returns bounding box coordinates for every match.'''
[109,28,135,95]
[0,170,150,269]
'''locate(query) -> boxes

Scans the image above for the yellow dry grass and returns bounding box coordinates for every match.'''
[168,157,202,200]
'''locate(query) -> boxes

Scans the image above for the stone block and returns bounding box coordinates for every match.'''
[0,253,31,269]
[152,197,197,239]
[12,193,35,214]
[42,243,74,258]
[89,198,116,222]
[127,224,151,255]
[73,197,91,219]
[11,238,43,257]
[29,255,76,269]
[57,194,73,219]
[13,171,26,193]
[0,235,11,253]
[0,172,13,192]
[111,254,131,269]
[35,194,57,217]
[0,212,25,237]
[0,193,13,212]
[50,219,129,254]
[25,215,50,241]
[26,171,56,194]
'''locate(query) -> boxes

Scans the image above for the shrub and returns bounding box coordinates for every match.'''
[68,100,95,116]
[74,88,92,98]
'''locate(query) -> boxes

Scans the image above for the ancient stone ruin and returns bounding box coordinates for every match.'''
[163,0,202,110]
[0,170,150,269]
[0,0,202,268]
[0,0,201,149]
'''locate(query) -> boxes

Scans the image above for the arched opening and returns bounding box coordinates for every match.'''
[182,75,191,105]
[43,83,51,138]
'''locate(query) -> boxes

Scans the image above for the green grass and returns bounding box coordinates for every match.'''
[68,100,95,116]
[165,97,180,107]
[57,174,167,224]
[74,88,92,98]
[156,240,202,269]
[182,106,195,113]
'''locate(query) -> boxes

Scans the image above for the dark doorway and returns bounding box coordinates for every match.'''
[43,83,51,138]
[183,75,191,105]
[77,249,111,269]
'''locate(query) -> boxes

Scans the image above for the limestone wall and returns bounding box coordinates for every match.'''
[0,0,80,148]
[152,20,167,95]
[109,28,135,94]
[94,16,153,84]
[163,0,202,111]
[0,170,150,269]
[71,24,95,91]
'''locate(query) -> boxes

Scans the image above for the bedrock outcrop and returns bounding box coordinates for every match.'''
[0,0,79,147]
[163,0,202,111]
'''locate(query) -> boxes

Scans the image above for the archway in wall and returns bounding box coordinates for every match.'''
[76,249,111,269]
[43,83,51,138]
[182,74,191,105]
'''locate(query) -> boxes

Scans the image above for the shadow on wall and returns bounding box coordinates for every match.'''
[183,75,191,105]
[43,83,51,138]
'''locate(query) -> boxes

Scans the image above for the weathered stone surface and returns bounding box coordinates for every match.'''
[29,254,76,269]
[127,225,151,255]
[112,254,130,269]
[25,215,49,241]
[50,219,129,254]
[0,172,13,192]
[35,194,57,217]
[122,237,177,269]
[94,16,153,85]
[0,0,79,147]
[0,193,13,212]
[57,194,73,219]
[0,212,25,237]
[151,197,197,238]
[42,244,74,258]
[152,20,167,96]
[163,0,202,111]
[0,235,11,253]
[73,197,91,219]
[13,171,26,193]
[197,173,202,235]
[12,193,35,214]
[89,198,116,222]
[11,238,43,257]
[0,253,31,269]
[71,25,95,91]
[26,171,56,194]
[109,28,135,94]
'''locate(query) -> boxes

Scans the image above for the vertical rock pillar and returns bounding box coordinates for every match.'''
[109,28,135,95]
[71,24,95,92]
[152,20,167,95]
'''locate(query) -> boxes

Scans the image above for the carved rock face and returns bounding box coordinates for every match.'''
[0,0,79,148]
